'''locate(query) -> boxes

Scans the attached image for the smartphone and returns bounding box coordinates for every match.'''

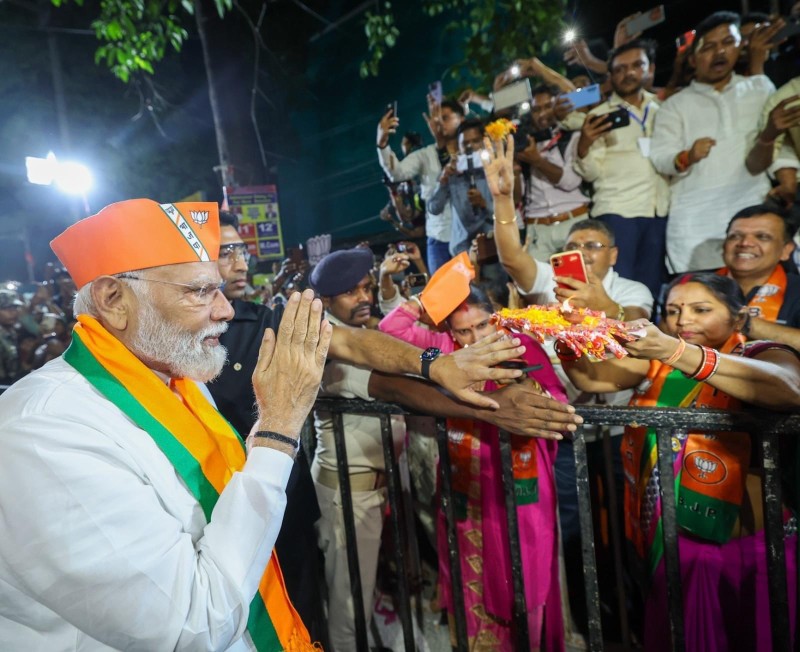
[456,151,484,172]
[560,84,601,110]
[428,81,443,104]
[405,272,429,295]
[385,101,397,118]
[475,233,498,264]
[770,18,800,45]
[288,247,304,265]
[604,107,631,131]
[676,29,696,54]
[626,5,665,37]
[492,78,532,113]
[550,251,588,289]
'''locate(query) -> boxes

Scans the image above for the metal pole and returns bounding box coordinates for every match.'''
[435,418,468,651]
[497,430,530,649]
[760,433,790,650]
[379,415,415,652]
[655,429,685,652]
[573,428,604,651]
[331,411,369,652]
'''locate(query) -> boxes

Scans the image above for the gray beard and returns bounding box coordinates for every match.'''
[131,299,228,382]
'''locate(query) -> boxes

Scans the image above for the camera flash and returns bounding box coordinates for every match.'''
[563,29,576,44]
[520,102,531,112]
[510,64,520,77]
[480,150,491,162]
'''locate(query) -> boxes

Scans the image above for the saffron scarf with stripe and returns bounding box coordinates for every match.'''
[621,332,750,578]
[63,315,315,652]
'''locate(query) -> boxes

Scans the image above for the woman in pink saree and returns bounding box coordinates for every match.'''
[380,284,567,651]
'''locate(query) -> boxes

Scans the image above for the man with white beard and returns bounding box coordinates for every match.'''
[0,199,581,651]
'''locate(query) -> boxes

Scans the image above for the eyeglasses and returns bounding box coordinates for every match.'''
[218,243,251,265]
[564,241,609,251]
[118,275,226,305]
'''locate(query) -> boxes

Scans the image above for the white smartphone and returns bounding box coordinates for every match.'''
[492,79,533,113]
[626,5,666,37]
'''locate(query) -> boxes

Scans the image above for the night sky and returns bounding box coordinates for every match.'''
[0,0,787,281]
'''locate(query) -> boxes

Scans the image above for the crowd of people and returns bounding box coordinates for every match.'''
[1,5,800,652]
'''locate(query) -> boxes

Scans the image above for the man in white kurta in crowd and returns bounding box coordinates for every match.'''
[649,11,775,273]
[0,200,331,651]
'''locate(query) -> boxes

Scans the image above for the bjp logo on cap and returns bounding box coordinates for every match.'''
[190,210,209,226]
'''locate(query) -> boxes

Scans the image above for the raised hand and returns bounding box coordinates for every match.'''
[482,135,515,198]
[577,113,613,158]
[763,95,800,141]
[481,378,582,439]
[251,290,332,450]
[688,137,716,165]
[428,330,530,409]
[377,109,399,148]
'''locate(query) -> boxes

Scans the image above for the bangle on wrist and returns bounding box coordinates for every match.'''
[254,430,300,454]
[682,345,720,382]
[614,303,625,321]
[757,135,776,146]
[555,340,579,362]
[378,142,389,150]
[493,213,516,225]
[675,150,690,172]
[661,336,686,367]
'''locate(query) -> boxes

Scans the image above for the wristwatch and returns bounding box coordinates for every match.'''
[420,347,441,380]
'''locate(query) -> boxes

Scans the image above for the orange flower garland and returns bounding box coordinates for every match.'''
[491,304,636,360]
[485,118,517,142]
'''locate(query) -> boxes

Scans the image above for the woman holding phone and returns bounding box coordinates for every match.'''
[379,284,568,651]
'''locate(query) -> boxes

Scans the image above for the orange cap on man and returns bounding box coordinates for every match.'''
[50,199,221,289]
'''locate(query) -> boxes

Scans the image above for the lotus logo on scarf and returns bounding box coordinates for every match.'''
[754,284,780,301]
[449,429,466,444]
[684,451,727,484]
[513,448,533,469]
[190,210,209,225]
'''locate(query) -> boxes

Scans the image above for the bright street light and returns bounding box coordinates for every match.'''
[25,151,93,212]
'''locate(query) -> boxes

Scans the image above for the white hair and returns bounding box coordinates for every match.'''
[73,268,154,318]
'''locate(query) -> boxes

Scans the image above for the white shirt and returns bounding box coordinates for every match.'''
[524,131,588,218]
[519,259,654,315]
[313,314,405,474]
[649,74,775,273]
[761,76,800,177]
[573,91,669,218]
[0,358,293,651]
[378,144,452,242]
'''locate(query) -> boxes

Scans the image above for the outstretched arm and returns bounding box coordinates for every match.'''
[368,372,582,440]
[329,326,528,409]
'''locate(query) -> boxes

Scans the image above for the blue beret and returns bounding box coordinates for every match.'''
[310,247,374,296]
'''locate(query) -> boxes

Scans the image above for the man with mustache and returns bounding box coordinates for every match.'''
[650,11,776,273]
[0,199,332,650]
[574,38,669,299]
[307,247,403,650]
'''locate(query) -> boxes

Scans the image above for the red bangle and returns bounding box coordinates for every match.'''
[675,150,690,173]
[555,340,579,361]
[684,345,719,382]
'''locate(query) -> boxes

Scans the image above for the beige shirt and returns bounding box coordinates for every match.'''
[313,313,405,473]
[573,91,669,218]
[761,76,800,179]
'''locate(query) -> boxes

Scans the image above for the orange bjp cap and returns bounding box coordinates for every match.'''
[50,199,221,289]
[420,252,475,325]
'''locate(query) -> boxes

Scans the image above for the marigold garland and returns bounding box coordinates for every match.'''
[491,304,636,360]
[485,118,517,141]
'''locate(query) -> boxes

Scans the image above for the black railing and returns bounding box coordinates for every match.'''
[312,398,800,652]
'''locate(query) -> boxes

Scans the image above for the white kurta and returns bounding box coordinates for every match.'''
[0,357,294,651]
[649,74,774,273]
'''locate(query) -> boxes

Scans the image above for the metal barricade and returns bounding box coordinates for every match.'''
[312,398,800,651]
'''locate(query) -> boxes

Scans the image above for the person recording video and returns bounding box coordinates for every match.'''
[428,119,494,257]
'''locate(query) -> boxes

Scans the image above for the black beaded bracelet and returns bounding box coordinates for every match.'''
[254,431,300,453]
